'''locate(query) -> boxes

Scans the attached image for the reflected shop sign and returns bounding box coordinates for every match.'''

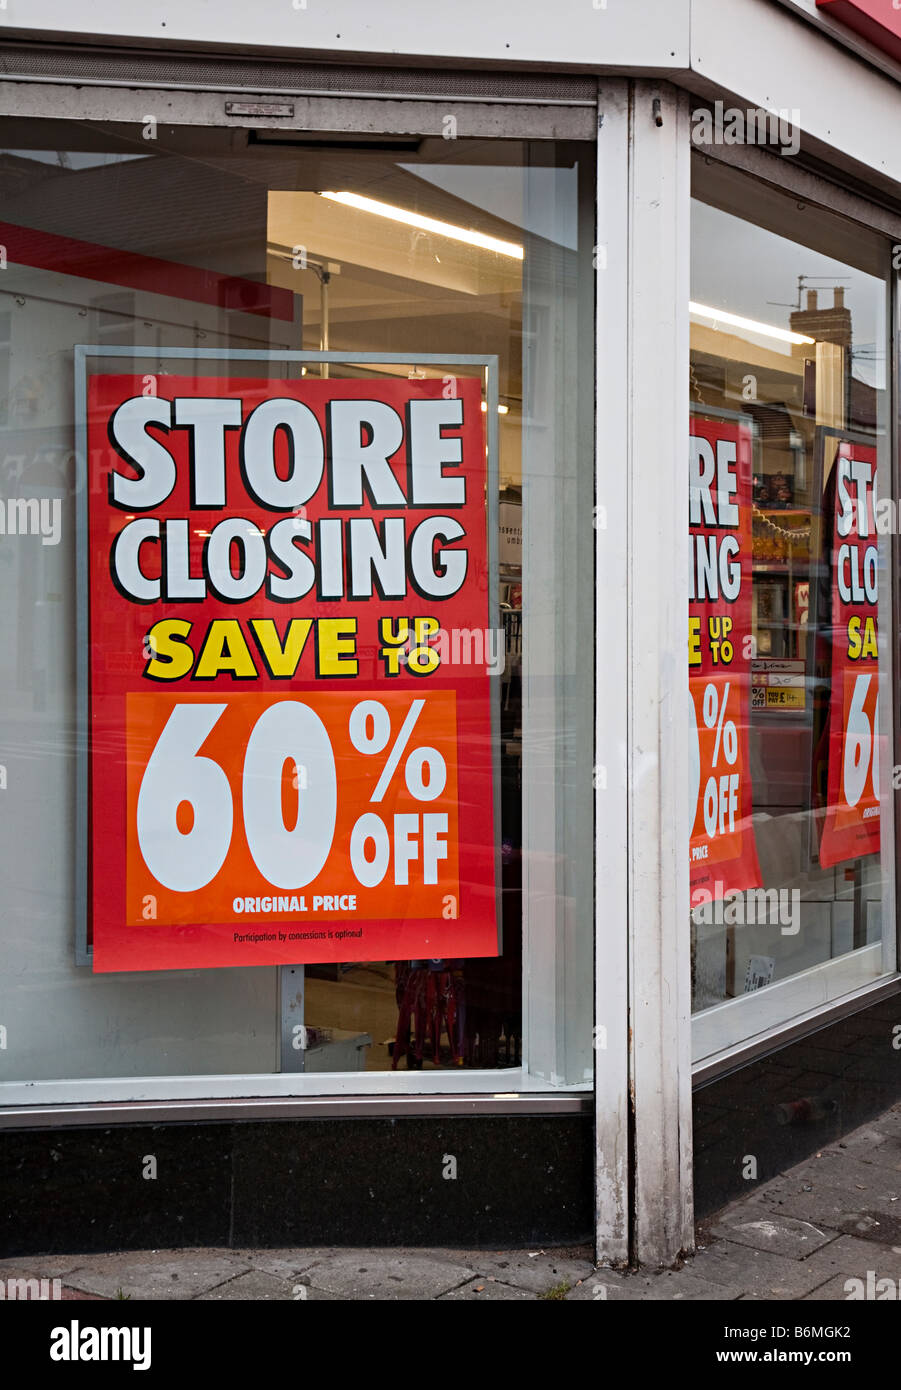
[79,362,499,972]
[689,412,762,899]
[818,436,880,869]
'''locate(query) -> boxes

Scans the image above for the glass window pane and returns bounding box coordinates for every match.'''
[0,122,594,1091]
[689,160,894,1049]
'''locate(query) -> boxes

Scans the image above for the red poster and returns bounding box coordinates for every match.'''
[85,372,498,972]
[819,439,880,869]
[689,416,761,900]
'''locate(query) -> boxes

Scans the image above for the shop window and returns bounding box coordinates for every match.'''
[689,158,896,1063]
[0,119,594,1100]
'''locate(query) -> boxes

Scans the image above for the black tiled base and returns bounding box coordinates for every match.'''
[0,1114,593,1256]
[693,992,901,1220]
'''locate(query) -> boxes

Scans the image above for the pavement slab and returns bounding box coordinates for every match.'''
[622,1272,745,1301]
[561,1273,625,1301]
[796,1234,901,1292]
[686,1242,834,1298]
[710,1213,835,1259]
[301,1252,475,1300]
[439,1277,536,1300]
[850,1132,901,1174]
[198,1271,299,1301]
[0,1255,90,1279]
[61,1251,251,1302]
[451,1250,596,1294]
[272,1278,344,1301]
[803,1272,882,1300]
[791,1149,901,1192]
[239,1250,339,1280]
[752,1177,901,1242]
[565,1269,743,1300]
[834,1126,899,1156]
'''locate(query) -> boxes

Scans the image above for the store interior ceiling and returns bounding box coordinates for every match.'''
[0,121,567,487]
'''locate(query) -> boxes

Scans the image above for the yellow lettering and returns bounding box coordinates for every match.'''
[249,618,312,677]
[144,618,194,681]
[195,619,258,680]
[317,618,358,677]
[862,616,878,659]
[379,617,409,676]
[688,617,702,668]
[409,615,441,675]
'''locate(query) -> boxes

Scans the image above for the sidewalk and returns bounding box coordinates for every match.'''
[3,1100,900,1301]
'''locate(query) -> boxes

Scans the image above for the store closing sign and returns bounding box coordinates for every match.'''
[819,439,881,869]
[689,416,761,899]
[84,372,499,972]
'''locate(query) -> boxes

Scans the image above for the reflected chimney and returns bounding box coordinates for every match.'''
[790,283,852,352]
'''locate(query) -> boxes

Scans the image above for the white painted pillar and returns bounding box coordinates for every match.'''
[595,78,694,1268]
[594,78,631,1268]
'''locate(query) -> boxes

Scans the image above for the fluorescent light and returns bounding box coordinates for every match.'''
[690,300,814,346]
[481,401,510,414]
[320,191,524,260]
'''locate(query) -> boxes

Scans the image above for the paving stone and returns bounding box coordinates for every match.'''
[803,1272,883,1300]
[856,1133,901,1174]
[688,1241,834,1298]
[242,1250,335,1280]
[618,1272,743,1301]
[755,1179,901,1240]
[836,1125,896,1154]
[270,1277,344,1302]
[794,1233,901,1293]
[454,1250,595,1294]
[63,1251,250,1301]
[302,1252,474,1300]
[439,1277,536,1301]
[198,1271,300,1301]
[711,1213,834,1259]
[565,1269,741,1301]
[0,1255,88,1279]
[565,1275,631,1301]
[777,1152,901,1201]
[778,1195,895,1239]
[794,1150,901,1190]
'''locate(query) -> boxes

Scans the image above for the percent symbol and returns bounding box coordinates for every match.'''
[702,681,738,767]
[349,699,447,802]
